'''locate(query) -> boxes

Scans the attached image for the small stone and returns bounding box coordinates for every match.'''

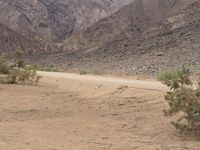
[119,102,125,106]
[157,52,164,56]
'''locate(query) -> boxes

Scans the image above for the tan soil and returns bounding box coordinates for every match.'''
[0,72,200,150]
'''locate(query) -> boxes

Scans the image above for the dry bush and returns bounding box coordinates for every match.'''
[0,49,41,85]
[0,69,40,85]
[159,66,200,134]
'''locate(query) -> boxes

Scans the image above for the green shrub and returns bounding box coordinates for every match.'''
[13,47,25,68]
[40,66,59,72]
[80,70,88,75]
[0,55,10,74]
[27,65,60,72]
[79,69,103,75]
[159,66,200,134]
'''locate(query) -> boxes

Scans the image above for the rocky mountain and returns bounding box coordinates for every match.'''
[0,0,133,41]
[34,0,200,76]
[0,21,59,55]
[62,0,197,52]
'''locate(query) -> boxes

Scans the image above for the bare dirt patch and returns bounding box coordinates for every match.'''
[0,74,200,150]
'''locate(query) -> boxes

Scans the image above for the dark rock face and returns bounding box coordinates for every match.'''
[38,0,75,40]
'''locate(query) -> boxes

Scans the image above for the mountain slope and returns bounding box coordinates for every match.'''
[0,0,134,41]
[36,0,200,76]
[62,0,197,52]
[0,22,48,55]
[0,0,135,55]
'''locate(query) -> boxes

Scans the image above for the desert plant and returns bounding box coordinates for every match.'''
[0,67,41,85]
[159,66,200,134]
[38,66,59,72]
[80,69,88,75]
[26,65,60,72]
[0,50,41,85]
[13,47,25,68]
[0,54,10,74]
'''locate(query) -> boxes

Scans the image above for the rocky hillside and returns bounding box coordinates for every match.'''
[0,22,58,55]
[62,0,197,52]
[34,0,200,76]
[0,0,133,41]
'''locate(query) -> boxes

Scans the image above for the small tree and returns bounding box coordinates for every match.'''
[159,66,200,134]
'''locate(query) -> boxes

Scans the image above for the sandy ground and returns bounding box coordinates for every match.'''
[0,72,200,150]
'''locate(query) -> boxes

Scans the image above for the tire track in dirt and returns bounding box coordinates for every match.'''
[38,71,167,91]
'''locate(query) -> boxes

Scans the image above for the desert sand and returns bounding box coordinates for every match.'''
[0,72,199,150]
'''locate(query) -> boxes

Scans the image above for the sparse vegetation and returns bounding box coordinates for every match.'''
[159,66,200,134]
[13,47,25,68]
[80,70,88,75]
[91,70,103,75]
[0,69,40,85]
[0,54,10,74]
[0,48,41,85]
[79,69,103,75]
[28,65,60,72]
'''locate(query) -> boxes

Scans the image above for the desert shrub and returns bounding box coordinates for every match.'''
[38,66,59,72]
[159,66,200,134]
[0,54,10,74]
[0,67,40,85]
[0,49,41,85]
[13,47,25,68]
[27,65,60,72]
[80,69,88,75]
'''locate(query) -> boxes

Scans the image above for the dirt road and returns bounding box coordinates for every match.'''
[38,71,167,91]
[0,72,199,150]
